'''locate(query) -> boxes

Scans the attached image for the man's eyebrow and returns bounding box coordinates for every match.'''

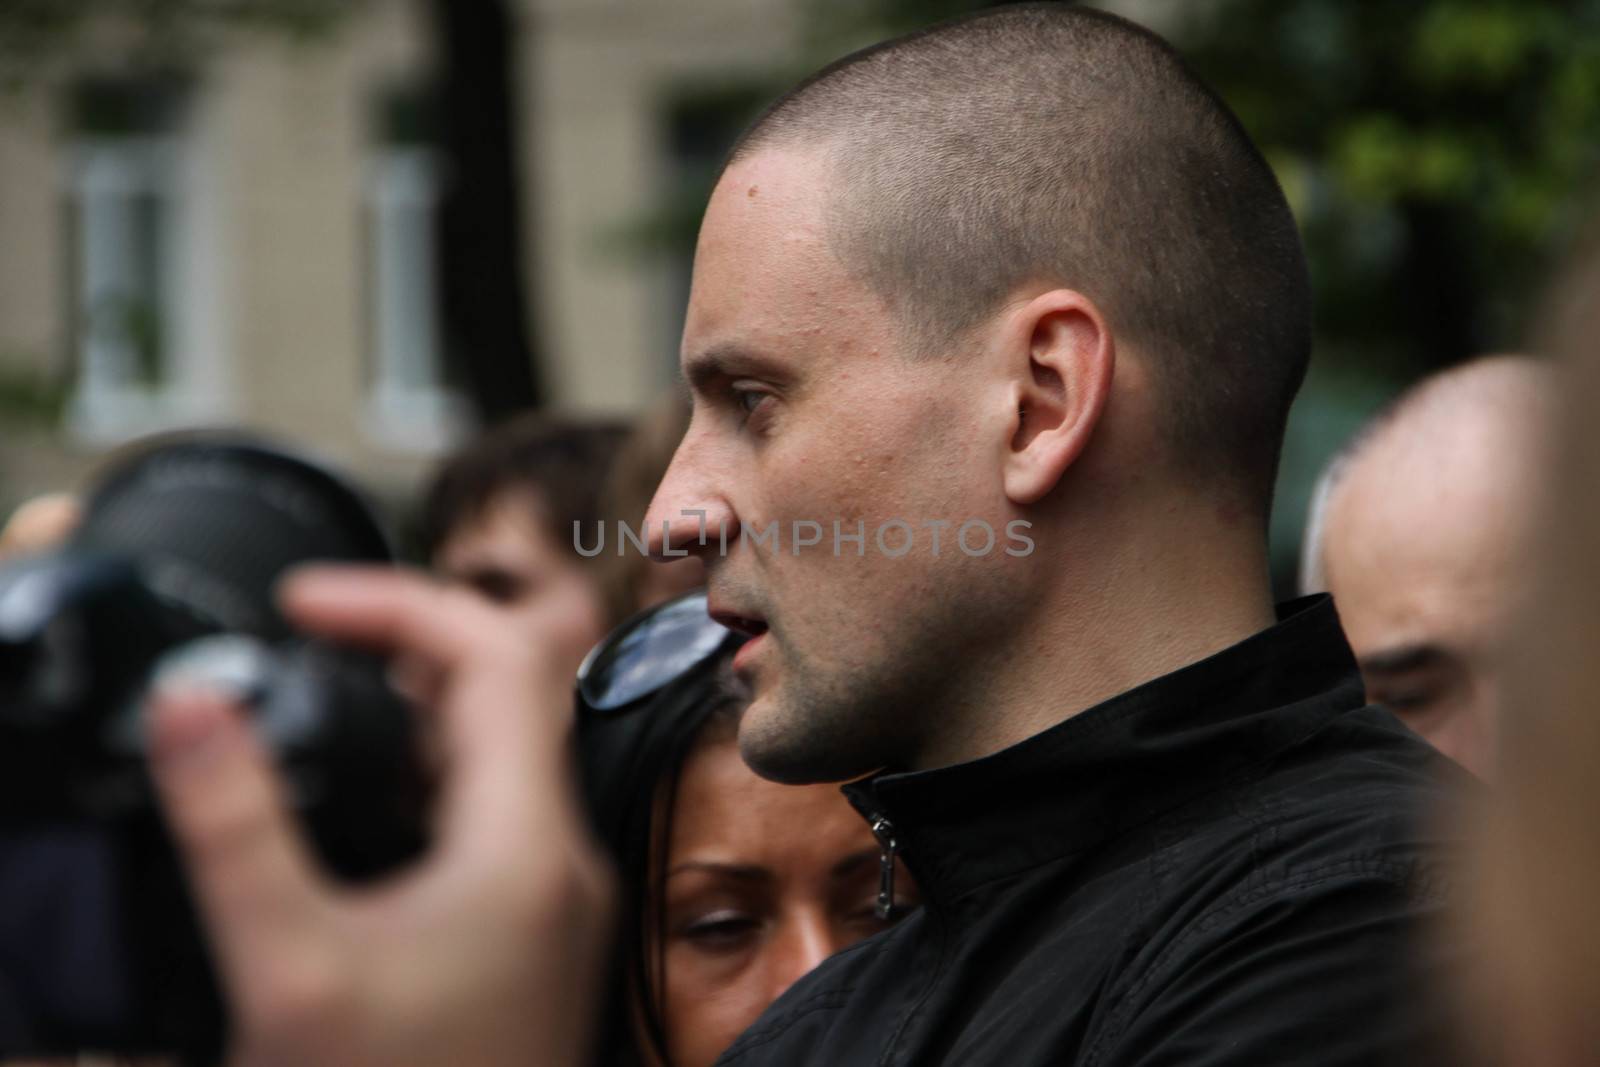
[682,343,788,394]
[1359,643,1450,675]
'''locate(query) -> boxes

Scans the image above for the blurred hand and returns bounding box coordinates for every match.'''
[0,493,79,561]
[146,566,614,1067]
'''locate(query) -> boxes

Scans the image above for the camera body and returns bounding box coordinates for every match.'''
[0,436,429,1064]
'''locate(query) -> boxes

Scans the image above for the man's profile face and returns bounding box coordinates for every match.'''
[649,148,1025,783]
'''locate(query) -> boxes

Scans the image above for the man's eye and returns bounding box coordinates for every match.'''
[1369,681,1447,719]
[731,385,772,420]
[466,570,529,605]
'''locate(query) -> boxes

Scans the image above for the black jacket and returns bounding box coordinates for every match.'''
[716,597,1470,1066]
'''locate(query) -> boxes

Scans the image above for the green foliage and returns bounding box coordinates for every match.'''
[0,363,68,427]
[0,0,365,93]
[1173,0,1600,371]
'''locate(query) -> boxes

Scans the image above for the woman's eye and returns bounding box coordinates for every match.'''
[681,912,761,950]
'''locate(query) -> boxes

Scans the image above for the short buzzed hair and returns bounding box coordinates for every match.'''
[727,3,1311,514]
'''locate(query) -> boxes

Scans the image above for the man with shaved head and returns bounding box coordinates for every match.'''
[632,6,1462,1065]
[141,6,1468,1067]
[1303,356,1552,778]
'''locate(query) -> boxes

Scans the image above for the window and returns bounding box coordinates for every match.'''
[64,75,227,441]
[362,83,468,453]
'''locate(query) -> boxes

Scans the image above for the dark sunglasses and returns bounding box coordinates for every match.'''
[576,591,746,713]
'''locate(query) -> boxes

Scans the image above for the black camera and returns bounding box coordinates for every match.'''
[0,434,430,1064]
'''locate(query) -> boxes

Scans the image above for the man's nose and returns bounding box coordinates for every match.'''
[643,504,731,561]
[642,448,734,562]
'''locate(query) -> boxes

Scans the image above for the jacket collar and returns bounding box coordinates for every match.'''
[842,595,1365,903]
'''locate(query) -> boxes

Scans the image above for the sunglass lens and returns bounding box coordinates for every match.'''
[580,593,732,711]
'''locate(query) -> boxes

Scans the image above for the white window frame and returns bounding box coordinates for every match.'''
[65,132,230,443]
[362,144,469,453]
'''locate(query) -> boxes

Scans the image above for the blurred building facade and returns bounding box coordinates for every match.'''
[0,0,803,510]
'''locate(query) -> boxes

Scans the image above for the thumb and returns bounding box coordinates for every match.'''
[147,688,335,1002]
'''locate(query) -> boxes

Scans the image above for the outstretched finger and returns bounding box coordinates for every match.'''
[278,566,480,665]
[146,687,337,1009]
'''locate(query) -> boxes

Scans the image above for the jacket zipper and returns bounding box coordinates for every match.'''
[870,814,898,920]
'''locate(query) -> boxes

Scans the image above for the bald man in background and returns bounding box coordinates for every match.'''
[1302,355,1552,778]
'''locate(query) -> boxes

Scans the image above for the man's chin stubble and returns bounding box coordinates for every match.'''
[734,670,908,785]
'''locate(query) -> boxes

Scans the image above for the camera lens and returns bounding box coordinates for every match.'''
[71,435,393,639]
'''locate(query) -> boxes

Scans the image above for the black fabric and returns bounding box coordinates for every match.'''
[715,596,1473,1066]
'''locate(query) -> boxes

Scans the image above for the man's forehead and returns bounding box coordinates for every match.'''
[1332,423,1534,542]
[683,154,823,350]
[1329,466,1515,575]
[1325,444,1531,639]
[709,147,833,221]
[1330,360,1550,540]
[693,149,836,285]
[681,147,900,373]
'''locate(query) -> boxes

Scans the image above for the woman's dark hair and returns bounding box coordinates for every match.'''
[576,648,750,1066]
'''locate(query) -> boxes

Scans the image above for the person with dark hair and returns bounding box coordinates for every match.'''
[419,413,627,680]
[141,7,1469,1067]
[577,594,917,1067]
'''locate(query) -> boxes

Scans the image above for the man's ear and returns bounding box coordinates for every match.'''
[1001,290,1115,506]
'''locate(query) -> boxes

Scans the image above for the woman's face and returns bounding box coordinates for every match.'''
[651,735,918,1067]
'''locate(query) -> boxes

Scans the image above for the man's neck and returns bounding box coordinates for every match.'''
[910,513,1278,771]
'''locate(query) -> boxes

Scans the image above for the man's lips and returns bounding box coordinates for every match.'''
[709,606,769,638]
[731,630,766,673]
[710,603,770,673]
